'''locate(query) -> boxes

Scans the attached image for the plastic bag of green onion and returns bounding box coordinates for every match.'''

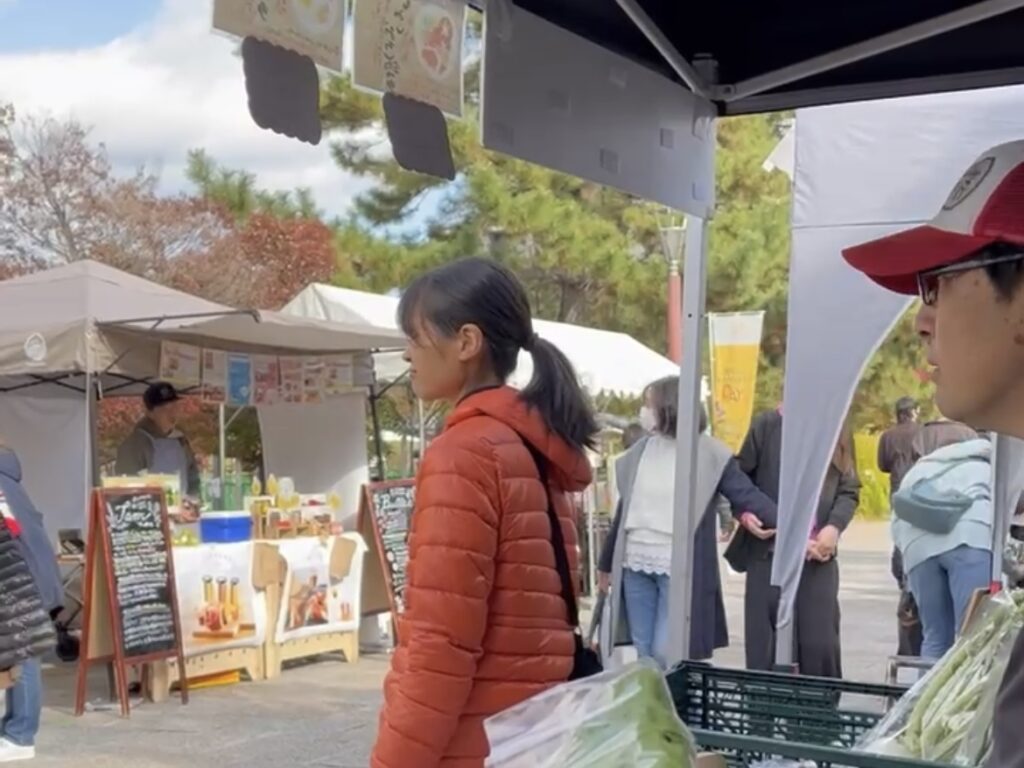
[858,589,1024,766]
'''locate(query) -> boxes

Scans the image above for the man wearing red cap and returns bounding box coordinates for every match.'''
[843,140,1024,768]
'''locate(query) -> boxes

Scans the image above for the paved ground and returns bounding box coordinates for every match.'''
[24,522,898,766]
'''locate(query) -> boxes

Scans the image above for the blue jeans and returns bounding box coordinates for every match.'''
[908,545,992,660]
[2,657,41,747]
[622,569,671,669]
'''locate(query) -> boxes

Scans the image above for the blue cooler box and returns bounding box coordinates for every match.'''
[200,511,253,543]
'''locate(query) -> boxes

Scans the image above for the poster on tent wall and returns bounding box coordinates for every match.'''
[212,0,345,73]
[322,355,354,398]
[159,342,201,388]
[708,312,764,453]
[351,0,466,117]
[227,354,253,407]
[280,358,304,403]
[252,356,282,405]
[201,349,227,403]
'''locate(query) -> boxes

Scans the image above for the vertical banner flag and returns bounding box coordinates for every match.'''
[708,311,765,453]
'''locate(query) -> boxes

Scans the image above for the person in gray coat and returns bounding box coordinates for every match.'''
[597,376,777,666]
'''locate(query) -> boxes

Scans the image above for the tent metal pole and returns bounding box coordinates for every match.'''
[665,214,709,665]
[368,385,386,482]
[724,0,1024,102]
[218,403,227,506]
[724,65,1024,115]
[613,0,712,99]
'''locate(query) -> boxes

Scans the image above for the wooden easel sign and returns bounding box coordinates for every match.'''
[357,480,415,635]
[74,488,188,717]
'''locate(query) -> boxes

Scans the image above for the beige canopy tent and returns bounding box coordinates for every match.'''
[0,260,403,540]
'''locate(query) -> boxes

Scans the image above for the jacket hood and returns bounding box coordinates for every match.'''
[918,437,991,465]
[447,386,593,493]
[0,447,22,483]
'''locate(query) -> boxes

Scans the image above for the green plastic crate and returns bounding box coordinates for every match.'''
[666,663,940,768]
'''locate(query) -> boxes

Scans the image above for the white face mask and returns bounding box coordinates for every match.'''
[639,406,658,433]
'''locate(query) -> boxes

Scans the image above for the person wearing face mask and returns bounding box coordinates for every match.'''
[596,376,777,667]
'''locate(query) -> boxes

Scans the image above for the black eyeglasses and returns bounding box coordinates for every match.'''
[917,248,1024,306]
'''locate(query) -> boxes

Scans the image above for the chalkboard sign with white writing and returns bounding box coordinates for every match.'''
[103,490,178,659]
[366,482,415,615]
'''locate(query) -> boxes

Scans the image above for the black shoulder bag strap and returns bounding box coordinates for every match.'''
[521,441,603,680]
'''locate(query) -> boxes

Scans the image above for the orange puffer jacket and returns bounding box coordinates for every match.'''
[370,386,593,768]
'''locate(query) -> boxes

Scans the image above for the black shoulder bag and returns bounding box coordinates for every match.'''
[523,443,603,681]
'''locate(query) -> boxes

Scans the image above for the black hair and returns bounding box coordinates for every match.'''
[895,396,917,423]
[982,242,1024,300]
[622,423,646,450]
[644,375,707,436]
[398,257,597,450]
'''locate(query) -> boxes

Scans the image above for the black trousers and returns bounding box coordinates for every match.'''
[744,556,842,678]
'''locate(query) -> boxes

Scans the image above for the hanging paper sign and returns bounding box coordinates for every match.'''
[212,0,345,73]
[201,350,228,403]
[252,356,282,405]
[227,354,253,407]
[159,342,201,388]
[352,0,466,117]
[279,358,304,404]
[302,358,325,404]
[322,355,354,398]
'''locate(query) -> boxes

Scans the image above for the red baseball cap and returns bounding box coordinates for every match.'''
[843,140,1024,294]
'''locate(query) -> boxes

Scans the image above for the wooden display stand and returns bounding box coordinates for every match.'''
[144,542,281,702]
[263,536,360,678]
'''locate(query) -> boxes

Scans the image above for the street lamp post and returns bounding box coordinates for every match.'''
[659,221,686,364]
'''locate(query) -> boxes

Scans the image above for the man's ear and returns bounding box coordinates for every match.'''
[456,324,485,362]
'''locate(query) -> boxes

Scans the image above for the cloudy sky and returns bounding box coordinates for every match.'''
[0,0,374,217]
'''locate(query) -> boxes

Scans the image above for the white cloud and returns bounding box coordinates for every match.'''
[0,0,372,216]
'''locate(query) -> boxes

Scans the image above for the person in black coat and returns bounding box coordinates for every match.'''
[0,446,61,762]
[728,409,860,678]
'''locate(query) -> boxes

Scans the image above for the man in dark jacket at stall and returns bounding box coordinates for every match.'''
[728,408,860,678]
[115,382,200,506]
[0,444,62,762]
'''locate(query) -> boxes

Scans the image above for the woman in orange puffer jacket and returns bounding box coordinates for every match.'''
[370,258,598,768]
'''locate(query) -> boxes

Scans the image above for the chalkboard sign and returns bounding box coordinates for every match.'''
[104,491,177,658]
[358,480,415,623]
[75,488,187,717]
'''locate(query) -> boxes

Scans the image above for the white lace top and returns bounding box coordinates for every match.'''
[623,435,676,575]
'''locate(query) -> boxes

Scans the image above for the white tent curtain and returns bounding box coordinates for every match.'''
[0,391,90,542]
[258,394,370,530]
[774,85,1024,664]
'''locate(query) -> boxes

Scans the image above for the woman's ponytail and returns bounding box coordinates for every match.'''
[398,257,599,451]
[521,336,598,451]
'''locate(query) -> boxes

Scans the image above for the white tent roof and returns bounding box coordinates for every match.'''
[0,261,403,390]
[284,282,681,397]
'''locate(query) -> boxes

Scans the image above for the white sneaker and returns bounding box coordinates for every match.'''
[0,738,34,762]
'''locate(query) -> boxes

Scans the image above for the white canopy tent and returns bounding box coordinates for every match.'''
[0,261,402,541]
[775,85,1024,664]
[284,282,685,398]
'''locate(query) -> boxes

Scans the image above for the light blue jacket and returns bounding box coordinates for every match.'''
[892,438,993,574]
